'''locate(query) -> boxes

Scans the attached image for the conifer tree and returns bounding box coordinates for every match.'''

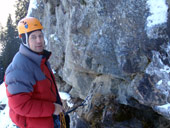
[0,0,29,81]
[15,0,29,25]
[0,24,5,82]
[1,14,19,71]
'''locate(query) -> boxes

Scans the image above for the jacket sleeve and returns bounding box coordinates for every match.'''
[8,92,55,117]
[5,65,55,118]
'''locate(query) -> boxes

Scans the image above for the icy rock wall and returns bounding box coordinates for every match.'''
[28,0,170,127]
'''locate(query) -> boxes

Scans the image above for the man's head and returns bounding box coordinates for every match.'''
[17,17,44,53]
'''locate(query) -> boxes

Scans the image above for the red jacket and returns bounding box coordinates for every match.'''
[5,44,62,128]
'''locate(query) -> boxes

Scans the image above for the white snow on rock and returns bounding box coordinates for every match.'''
[27,0,38,17]
[146,0,168,28]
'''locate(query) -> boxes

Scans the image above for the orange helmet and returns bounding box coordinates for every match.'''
[17,17,43,38]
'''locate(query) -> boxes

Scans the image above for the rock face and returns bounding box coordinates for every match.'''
[28,0,170,127]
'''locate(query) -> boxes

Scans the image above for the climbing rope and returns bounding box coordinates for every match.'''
[54,112,67,128]
[59,112,66,128]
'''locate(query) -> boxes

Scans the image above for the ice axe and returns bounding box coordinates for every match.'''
[65,96,89,115]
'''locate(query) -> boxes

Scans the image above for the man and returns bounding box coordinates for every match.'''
[5,17,67,128]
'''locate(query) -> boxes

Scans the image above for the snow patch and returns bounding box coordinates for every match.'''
[50,34,58,41]
[44,36,48,45]
[0,83,6,102]
[59,92,74,107]
[27,0,38,17]
[52,69,56,74]
[160,65,170,73]
[157,80,162,85]
[168,81,170,86]
[155,103,170,118]
[157,103,170,110]
[146,0,168,28]
[59,92,71,100]
[0,83,17,128]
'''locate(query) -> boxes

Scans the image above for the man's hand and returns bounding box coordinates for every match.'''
[53,103,64,115]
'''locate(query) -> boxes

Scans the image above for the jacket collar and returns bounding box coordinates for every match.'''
[19,44,51,66]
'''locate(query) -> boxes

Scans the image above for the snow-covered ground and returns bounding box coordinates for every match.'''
[0,83,17,128]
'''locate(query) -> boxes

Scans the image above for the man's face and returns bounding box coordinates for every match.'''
[28,30,44,53]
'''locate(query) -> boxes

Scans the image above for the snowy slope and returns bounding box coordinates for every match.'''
[0,83,17,128]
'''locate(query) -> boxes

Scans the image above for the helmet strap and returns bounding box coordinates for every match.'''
[23,32,30,48]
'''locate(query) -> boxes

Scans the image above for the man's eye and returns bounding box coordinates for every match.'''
[39,34,43,38]
[31,36,36,40]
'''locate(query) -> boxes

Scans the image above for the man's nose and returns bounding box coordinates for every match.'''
[36,36,42,42]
